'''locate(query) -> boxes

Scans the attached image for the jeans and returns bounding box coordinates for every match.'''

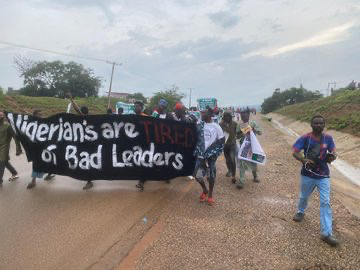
[297,175,332,236]
[224,144,236,177]
[193,156,218,183]
[0,160,18,181]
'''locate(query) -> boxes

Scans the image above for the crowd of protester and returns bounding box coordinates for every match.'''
[0,96,339,246]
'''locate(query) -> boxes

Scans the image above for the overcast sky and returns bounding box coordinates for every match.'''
[1,0,359,107]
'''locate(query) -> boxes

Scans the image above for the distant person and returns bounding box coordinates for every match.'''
[26,110,55,189]
[193,107,225,205]
[143,107,153,116]
[236,110,261,189]
[152,99,174,120]
[292,115,339,247]
[117,107,124,115]
[107,108,113,115]
[220,112,237,184]
[0,111,22,186]
[66,93,93,190]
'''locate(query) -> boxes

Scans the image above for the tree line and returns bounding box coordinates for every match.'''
[6,57,185,110]
[261,87,323,114]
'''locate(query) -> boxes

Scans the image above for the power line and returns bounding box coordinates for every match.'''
[0,40,113,64]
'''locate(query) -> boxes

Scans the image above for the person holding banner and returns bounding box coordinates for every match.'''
[152,99,174,120]
[220,112,238,184]
[134,101,149,191]
[292,115,339,246]
[26,110,56,189]
[236,111,262,189]
[193,107,225,206]
[66,93,93,190]
[0,111,22,186]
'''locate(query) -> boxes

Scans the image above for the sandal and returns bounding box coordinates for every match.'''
[136,183,144,192]
[27,182,36,189]
[207,197,215,206]
[199,192,208,202]
[44,174,55,181]
[8,175,19,181]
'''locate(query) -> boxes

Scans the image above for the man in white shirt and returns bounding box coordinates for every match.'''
[193,107,225,206]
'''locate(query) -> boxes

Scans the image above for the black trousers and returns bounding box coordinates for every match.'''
[0,160,18,181]
[223,144,236,177]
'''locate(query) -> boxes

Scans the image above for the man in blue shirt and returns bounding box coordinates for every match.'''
[292,115,338,246]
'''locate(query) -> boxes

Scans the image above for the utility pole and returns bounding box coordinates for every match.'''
[189,88,193,109]
[107,61,122,109]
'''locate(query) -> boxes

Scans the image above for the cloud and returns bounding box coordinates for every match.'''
[244,22,355,58]
[209,10,240,28]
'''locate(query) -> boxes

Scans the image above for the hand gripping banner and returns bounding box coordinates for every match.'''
[5,112,198,181]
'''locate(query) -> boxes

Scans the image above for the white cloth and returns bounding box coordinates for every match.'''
[203,122,224,150]
[159,113,167,119]
[237,130,266,165]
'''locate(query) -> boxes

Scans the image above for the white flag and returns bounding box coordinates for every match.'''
[237,131,266,165]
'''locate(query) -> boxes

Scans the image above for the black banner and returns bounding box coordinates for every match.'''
[5,113,197,181]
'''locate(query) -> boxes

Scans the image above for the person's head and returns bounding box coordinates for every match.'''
[80,106,89,115]
[223,112,232,123]
[310,115,325,134]
[201,107,214,122]
[117,107,124,115]
[33,110,42,118]
[240,111,249,123]
[134,101,144,115]
[175,102,185,118]
[107,108,113,115]
[0,111,5,123]
[158,99,168,113]
[188,114,198,123]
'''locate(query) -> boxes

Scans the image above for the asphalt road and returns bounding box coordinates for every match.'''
[0,142,184,270]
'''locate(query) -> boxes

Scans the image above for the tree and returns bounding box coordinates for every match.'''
[261,87,323,114]
[127,92,147,104]
[148,85,186,111]
[0,86,4,98]
[14,57,101,98]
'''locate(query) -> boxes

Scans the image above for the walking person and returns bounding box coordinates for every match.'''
[0,111,22,186]
[292,115,339,246]
[26,110,55,189]
[236,110,261,189]
[66,93,93,190]
[193,107,225,205]
[134,101,148,191]
[220,112,237,184]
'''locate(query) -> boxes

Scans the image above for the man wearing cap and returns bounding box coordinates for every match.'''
[193,107,225,205]
[173,102,191,123]
[152,99,174,120]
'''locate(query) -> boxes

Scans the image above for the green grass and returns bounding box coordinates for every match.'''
[275,89,360,137]
[0,95,124,116]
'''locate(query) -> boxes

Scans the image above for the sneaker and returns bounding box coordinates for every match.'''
[293,212,304,222]
[321,235,339,247]
[253,177,260,183]
[83,181,94,190]
[199,192,208,202]
[236,183,244,189]
[187,176,194,181]
[8,175,19,181]
[207,197,215,206]
[226,172,231,177]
